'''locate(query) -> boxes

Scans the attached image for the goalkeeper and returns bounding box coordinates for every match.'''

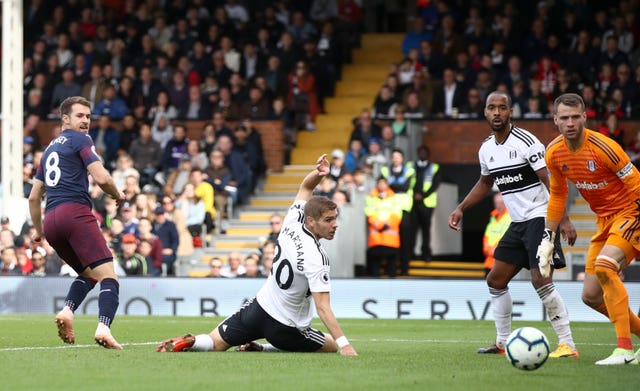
[448,91,578,359]
[540,93,640,365]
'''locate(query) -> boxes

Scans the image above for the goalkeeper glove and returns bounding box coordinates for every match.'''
[536,228,555,278]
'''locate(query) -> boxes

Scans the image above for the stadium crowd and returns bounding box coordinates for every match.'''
[5,0,640,278]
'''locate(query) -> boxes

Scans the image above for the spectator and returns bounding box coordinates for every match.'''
[409,146,441,263]
[263,55,289,99]
[287,61,321,131]
[167,71,190,115]
[81,64,108,108]
[239,255,264,278]
[287,11,317,47]
[148,90,178,122]
[238,86,271,119]
[119,202,139,237]
[349,109,381,148]
[160,196,193,258]
[50,68,82,111]
[343,138,367,174]
[0,247,22,276]
[180,85,212,120]
[597,112,625,148]
[363,138,387,180]
[111,153,140,190]
[93,84,129,120]
[364,177,402,277]
[459,88,485,119]
[372,85,398,120]
[208,257,224,278]
[217,134,251,206]
[432,68,466,118]
[29,250,47,277]
[233,121,266,192]
[164,157,193,198]
[129,122,163,186]
[221,251,246,278]
[162,123,189,175]
[176,182,207,241]
[260,239,276,277]
[329,149,347,182]
[189,168,216,233]
[133,66,164,114]
[89,115,121,168]
[402,16,432,58]
[265,212,283,243]
[209,51,233,87]
[152,205,179,276]
[205,149,234,225]
[152,113,175,150]
[116,234,147,276]
[211,111,234,140]
[118,114,140,155]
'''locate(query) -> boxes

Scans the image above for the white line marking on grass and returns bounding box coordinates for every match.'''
[0,338,616,352]
[0,341,157,352]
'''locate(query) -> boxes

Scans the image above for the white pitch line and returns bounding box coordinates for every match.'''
[0,338,616,352]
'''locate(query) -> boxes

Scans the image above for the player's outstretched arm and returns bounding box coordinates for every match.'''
[448,175,493,231]
[295,154,330,202]
[312,291,358,356]
[87,161,125,205]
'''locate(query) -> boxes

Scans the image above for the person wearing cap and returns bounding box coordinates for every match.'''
[115,234,147,276]
[119,201,139,236]
[152,205,179,275]
[329,149,346,182]
[28,96,126,349]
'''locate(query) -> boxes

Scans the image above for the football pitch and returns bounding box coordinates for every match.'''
[0,315,636,391]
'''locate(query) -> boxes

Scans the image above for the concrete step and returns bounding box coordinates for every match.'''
[335,82,381,97]
[239,211,282,221]
[361,33,404,51]
[265,172,307,185]
[291,148,338,165]
[224,226,270,236]
[353,48,402,64]
[249,198,293,208]
[262,183,299,193]
[296,132,350,149]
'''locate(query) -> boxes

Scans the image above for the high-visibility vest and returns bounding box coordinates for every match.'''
[419,163,440,208]
[483,208,512,270]
[365,188,402,248]
[380,163,416,211]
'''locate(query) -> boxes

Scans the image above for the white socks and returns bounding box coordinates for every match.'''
[191,334,215,351]
[537,283,575,348]
[489,287,512,347]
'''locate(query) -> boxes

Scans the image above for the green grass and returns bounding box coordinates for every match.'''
[0,315,636,391]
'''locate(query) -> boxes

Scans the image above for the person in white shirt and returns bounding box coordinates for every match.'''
[157,154,357,356]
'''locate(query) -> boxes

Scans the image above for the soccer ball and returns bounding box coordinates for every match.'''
[505,327,550,371]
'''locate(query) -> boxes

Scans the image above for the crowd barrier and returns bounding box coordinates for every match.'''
[2,276,638,321]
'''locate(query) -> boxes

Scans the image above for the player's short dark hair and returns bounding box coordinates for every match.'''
[485,91,512,108]
[553,93,585,114]
[59,96,91,118]
[304,196,337,221]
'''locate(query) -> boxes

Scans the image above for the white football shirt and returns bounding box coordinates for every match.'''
[479,125,549,222]
[256,200,331,328]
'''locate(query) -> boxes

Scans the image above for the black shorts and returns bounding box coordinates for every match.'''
[217,298,326,352]
[493,217,566,270]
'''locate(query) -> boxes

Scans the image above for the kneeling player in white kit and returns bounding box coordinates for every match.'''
[157,154,357,356]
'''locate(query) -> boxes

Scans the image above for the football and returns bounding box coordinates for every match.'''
[505,327,550,371]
